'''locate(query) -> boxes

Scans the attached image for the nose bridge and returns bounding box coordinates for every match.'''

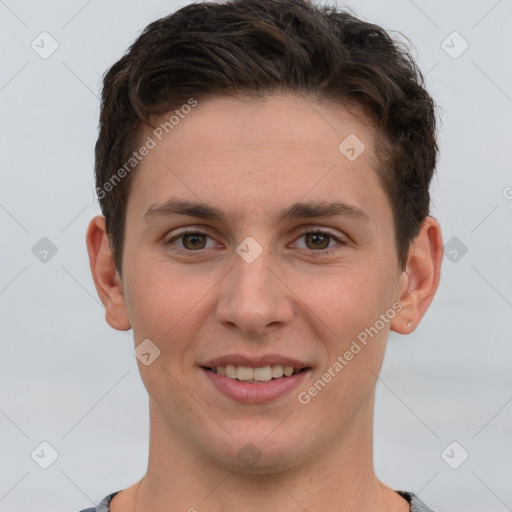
[216,236,292,336]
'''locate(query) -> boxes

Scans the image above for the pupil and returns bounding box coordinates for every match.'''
[307,233,329,249]
[184,233,205,250]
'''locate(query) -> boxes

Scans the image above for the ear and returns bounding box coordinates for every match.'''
[391,216,443,334]
[85,215,131,331]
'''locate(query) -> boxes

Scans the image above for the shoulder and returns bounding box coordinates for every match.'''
[396,490,439,512]
[77,491,120,512]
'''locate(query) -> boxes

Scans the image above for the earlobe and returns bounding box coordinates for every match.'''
[85,215,131,331]
[391,216,443,335]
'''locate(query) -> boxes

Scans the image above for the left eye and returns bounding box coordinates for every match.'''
[291,229,345,253]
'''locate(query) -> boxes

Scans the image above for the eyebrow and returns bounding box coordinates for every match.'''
[144,197,370,224]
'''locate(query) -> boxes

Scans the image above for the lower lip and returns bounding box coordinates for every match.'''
[201,367,310,403]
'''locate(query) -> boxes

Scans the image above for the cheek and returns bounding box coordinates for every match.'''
[292,260,398,406]
[123,258,193,343]
[296,271,393,418]
[124,264,201,400]
[295,261,397,337]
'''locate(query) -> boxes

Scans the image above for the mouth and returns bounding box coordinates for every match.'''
[199,354,312,402]
[201,364,311,403]
[202,364,309,383]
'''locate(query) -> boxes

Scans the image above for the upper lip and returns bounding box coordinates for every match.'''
[201,354,310,369]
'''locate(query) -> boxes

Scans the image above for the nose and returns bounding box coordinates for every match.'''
[215,243,294,337]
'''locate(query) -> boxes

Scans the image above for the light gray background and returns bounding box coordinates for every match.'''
[1,1,511,511]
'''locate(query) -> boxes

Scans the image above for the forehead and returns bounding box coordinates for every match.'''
[127,93,390,226]
[148,94,374,157]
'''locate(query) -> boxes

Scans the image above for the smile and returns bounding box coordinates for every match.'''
[201,366,311,403]
[205,364,304,382]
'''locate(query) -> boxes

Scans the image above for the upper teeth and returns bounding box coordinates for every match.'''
[213,364,297,382]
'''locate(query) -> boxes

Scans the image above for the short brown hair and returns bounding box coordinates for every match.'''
[94,0,438,275]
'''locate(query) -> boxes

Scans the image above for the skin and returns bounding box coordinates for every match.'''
[86,93,443,512]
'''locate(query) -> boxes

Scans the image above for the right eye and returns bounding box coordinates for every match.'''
[166,227,218,252]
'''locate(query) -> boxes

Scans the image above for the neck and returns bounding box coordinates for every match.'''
[112,396,409,512]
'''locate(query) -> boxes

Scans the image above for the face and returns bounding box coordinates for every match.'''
[118,93,407,473]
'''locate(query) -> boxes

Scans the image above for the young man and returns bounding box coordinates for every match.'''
[82,0,443,511]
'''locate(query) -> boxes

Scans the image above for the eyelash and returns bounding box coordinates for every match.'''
[166,227,346,257]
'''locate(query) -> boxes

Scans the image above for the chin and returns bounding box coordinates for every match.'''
[206,436,307,475]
